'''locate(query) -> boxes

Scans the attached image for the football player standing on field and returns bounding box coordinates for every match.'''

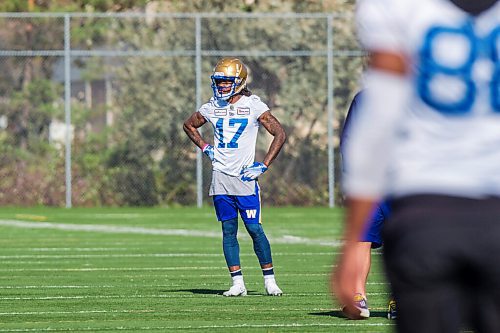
[184,57,286,297]
[333,0,500,331]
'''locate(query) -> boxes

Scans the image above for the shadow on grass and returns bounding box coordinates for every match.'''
[309,310,388,319]
[164,288,260,296]
[166,288,225,295]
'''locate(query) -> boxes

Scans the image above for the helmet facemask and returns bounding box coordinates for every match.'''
[210,58,248,101]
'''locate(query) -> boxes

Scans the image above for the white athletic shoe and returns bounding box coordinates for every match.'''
[265,282,283,296]
[223,284,247,297]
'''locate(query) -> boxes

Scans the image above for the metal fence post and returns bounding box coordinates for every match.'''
[64,14,72,208]
[327,15,335,208]
[195,15,203,208]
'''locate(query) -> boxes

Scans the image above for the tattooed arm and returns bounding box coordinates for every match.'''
[258,111,287,167]
[183,112,208,149]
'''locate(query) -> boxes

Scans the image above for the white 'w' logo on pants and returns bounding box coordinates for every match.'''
[246,210,257,219]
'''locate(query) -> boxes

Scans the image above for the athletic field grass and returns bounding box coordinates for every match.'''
[0,207,394,332]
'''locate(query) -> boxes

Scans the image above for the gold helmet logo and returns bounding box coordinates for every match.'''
[211,57,248,100]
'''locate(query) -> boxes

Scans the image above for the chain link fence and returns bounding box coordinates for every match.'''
[0,12,363,208]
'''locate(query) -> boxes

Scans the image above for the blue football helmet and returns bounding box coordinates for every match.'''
[211,57,248,100]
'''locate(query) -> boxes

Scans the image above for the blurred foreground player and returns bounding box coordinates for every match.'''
[184,57,286,297]
[334,0,500,332]
[338,91,394,320]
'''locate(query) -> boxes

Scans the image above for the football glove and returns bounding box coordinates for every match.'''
[241,162,268,181]
[202,144,214,161]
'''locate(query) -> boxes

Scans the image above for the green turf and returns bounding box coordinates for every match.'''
[0,207,394,332]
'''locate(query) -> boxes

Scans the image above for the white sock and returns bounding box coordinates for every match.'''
[232,274,245,286]
[264,274,276,284]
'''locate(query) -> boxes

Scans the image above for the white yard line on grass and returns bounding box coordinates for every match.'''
[0,272,331,279]
[0,267,220,272]
[0,306,395,316]
[0,283,184,289]
[0,252,375,259]
[0,253,222,259]
[0,220,342,247]
[28,247,132,251]
[0,285,114,289]
[0,292,392,301]
[0,322,395,332]
[0,309,155,316]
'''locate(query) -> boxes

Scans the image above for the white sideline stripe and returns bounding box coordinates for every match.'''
[0,292,392,301]
[0,220,220,238]
[0,220,342,247]
[0,323,394,332]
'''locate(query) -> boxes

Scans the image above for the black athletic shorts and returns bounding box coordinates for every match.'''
[383,194,500,333]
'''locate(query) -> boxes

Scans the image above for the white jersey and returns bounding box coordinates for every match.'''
[349,0,500,198]
[198,95,269,176]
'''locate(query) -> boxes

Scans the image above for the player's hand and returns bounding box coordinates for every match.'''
[202,144,214,161]
[240,162,268,181]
